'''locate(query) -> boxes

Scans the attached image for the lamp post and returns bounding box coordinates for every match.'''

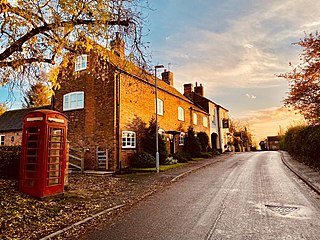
[154,64,164,173]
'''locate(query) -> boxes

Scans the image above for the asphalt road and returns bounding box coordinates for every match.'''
[86,151,320,240]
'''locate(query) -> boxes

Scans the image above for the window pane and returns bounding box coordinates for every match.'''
[75,57,81,71]
[70,94,77,108]
[63,95,69,110]
[77,93,84,108]
[81,55,87,69]
[122,131,136,148]
[157,99,163,115]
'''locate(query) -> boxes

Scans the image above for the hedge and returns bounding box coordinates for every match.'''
[0,146,21,179]
[281,125,320,169]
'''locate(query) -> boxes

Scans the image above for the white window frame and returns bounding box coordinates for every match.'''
[75,54,88,71]
[122,131,136,148]
[203,116,208,127]
[0,135,4,146]
[179,133,185,146]
[193,113,197,125]
[155,98,164,116]
[63,91,84,111]
[178,107,185,121]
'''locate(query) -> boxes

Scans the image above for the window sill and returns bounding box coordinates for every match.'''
[63,108,84,112]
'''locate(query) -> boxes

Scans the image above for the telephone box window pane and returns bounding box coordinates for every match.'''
[23,127,40,188]
[47,128,64,187]
[50,149,60,156]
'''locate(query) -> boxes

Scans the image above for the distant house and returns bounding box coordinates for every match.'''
[267,136,280,150]
[0,106,51,146]
[183,83,230,152]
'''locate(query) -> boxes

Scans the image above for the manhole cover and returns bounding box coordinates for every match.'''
[265,204,299,215]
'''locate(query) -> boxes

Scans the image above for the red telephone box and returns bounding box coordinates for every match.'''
[19,110,67,198]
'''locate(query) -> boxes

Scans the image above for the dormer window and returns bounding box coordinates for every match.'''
[75,55,87,71]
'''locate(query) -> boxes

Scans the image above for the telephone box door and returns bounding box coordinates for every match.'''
[19,110,67,198]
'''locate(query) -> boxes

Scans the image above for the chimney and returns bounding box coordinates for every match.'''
[194,82,204,96]
[184,83,193,99]
[110,32,125,58]
[161,70,174,85]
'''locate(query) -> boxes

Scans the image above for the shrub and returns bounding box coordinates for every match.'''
[281,125,320,169]
[142,118,168,164]
[0,146,21,179]
[130,151,156,168]
[184,127,201,157]
[173,151,192,163]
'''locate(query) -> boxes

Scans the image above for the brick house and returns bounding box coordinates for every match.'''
[54,36,210,171]
[183,83,230,152]
[267,136,280,150]
[0,106,51,146]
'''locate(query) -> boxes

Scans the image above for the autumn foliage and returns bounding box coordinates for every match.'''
[22,82,52,108]
[279,32,320,124]
[0,0,149,88]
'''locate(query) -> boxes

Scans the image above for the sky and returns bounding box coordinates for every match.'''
[1,0,317,142]
[144,0,317,142]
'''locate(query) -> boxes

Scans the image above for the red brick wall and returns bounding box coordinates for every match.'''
[118,73,210,167]
[55,51,117,170]
[55,48,210,170]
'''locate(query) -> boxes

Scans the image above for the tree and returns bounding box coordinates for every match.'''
[0,103,6,115]
[184,126,201,157]
[141,118,168,165]
[23,82,52,108]
[0,0,149,89]
[229,119,253,151]
[197,132,209,152]
[278,32,320,124]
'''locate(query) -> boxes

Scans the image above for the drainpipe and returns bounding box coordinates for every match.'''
[116,73,121,172]
[217,106,222,153]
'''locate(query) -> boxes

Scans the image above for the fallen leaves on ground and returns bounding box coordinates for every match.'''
[0,173,170,239]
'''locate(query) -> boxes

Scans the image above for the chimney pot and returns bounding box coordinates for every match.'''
[184,83,193,99]
[194,82,204,96]
[161,71,174,85]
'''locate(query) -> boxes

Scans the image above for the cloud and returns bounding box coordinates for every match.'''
[234,107,306,142]
[158,0,320,92]
[243,44,254,49]
[150,0,319,128]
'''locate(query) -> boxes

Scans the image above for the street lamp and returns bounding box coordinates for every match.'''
[154,64,164,173]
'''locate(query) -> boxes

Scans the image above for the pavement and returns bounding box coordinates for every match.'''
[280,150,320,194]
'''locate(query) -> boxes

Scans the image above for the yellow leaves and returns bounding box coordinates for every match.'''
[48,66,60,90]
[0,0,9,13]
